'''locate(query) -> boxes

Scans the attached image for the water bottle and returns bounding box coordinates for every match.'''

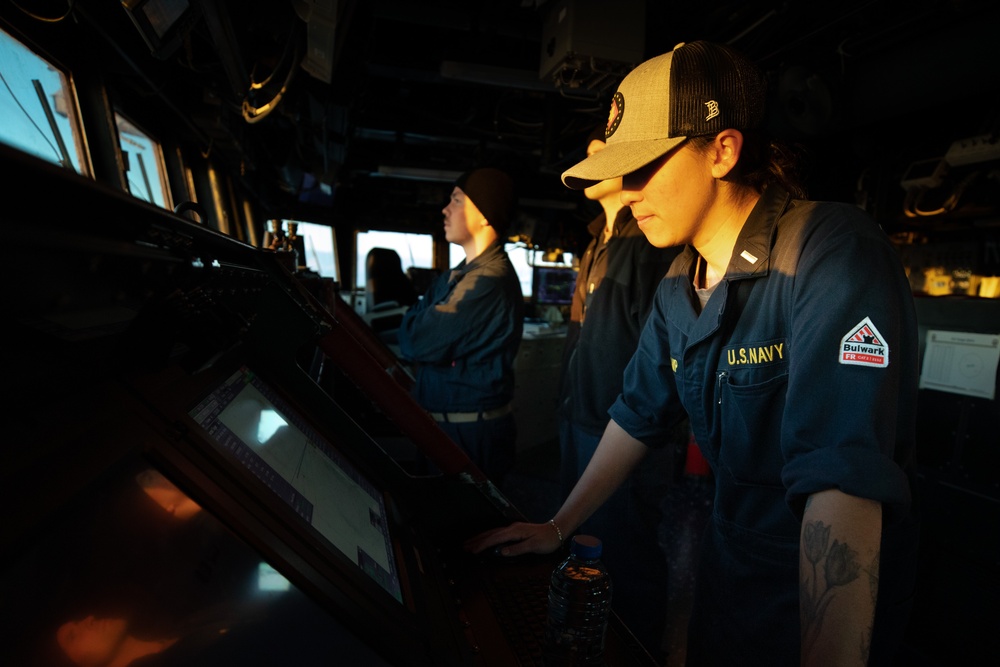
[543,534,613,665]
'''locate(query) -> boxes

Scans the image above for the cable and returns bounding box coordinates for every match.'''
[10,0,75,23]
[249,22,298,91]
[902,186,947,218]
[242,45,301,124]
[902,170,978,218]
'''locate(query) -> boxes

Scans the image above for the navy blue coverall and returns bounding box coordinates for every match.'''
[610,186,920,666]
[398,241,524,484]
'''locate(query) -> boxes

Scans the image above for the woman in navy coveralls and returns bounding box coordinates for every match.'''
[466,41,919,667]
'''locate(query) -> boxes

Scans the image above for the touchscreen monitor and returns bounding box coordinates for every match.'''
[187,366,403,603]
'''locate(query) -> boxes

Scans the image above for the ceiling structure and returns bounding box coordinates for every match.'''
[26,0,1000,250]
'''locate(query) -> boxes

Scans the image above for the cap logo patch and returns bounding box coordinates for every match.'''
[704,100,720,121]
[840,316,889,367]
[606,92,624,138]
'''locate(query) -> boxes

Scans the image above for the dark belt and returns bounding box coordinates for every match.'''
[430,402,513,423]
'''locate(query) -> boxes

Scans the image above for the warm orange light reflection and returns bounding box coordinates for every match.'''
[135,469,202,520]
[56,615,176,667]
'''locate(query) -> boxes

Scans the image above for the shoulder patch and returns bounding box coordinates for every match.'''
[840,316,889,368]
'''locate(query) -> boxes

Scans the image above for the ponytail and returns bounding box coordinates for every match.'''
[739,132,809,199]
[691,133,809,200]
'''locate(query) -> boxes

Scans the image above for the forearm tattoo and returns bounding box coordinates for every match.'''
[800,519,878,659]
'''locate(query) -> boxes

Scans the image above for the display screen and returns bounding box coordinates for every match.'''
[533,266,576,306]
[187,366,403,603]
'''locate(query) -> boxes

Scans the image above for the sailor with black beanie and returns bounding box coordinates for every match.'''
[454,167,515,239]
[398,167,525,487]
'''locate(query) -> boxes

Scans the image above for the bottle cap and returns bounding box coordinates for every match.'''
[570,535,602,559]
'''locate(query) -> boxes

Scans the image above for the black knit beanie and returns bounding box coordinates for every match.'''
[455,167,516,237]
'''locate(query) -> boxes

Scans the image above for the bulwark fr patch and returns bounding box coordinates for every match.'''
[840,316,889,368]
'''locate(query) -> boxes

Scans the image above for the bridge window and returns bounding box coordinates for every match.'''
[115,112,170,209]
[356,230,435,291]
[286,220,339,280]
[0,26,86,172]
[354,230,572,300]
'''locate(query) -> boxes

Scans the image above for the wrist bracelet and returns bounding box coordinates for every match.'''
[548,519,564,543]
